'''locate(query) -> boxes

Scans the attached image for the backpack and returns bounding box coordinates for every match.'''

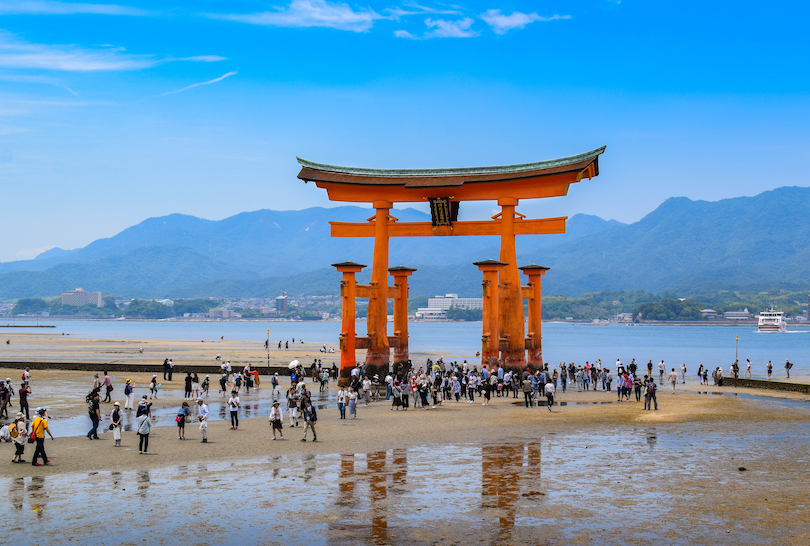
[124,384,132,395]
[9,422,17,438]
[647,382,656,394]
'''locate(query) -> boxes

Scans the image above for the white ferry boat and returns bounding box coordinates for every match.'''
[757,307,786,333]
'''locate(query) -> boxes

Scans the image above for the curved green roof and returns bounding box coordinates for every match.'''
[297,146,605,179]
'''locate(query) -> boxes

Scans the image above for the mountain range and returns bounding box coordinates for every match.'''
[1,186,809,299]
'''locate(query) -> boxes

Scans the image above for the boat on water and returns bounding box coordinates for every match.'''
[757,307,786,333]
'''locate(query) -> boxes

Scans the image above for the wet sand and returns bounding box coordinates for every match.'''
[1,335,810,544]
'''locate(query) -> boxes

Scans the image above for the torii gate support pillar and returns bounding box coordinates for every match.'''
[333,261,366,386]
[497,198,527,372]
[475,260,506,368]
[390,266,416,366]
[520,265,549,369]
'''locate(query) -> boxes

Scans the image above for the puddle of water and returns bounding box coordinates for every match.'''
[2,425,807,544]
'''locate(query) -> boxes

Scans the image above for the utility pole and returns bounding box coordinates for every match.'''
[267,329,270,371]
[735,335,739,362]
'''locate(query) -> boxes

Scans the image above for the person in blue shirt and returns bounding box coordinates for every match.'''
[176,401,190,440]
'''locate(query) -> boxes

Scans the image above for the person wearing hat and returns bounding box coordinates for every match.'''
[197,398,209,443]
[123,379,134,410]
[269,401,284,440]
[110,402,122,447]
[31,407,53,466]
[11,412,27,463]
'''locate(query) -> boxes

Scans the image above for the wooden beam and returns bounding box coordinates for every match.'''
[330,217,567,238]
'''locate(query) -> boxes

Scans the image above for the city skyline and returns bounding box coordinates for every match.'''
[1,0,808,262]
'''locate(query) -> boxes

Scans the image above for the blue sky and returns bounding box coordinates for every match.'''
[1,0,808,262]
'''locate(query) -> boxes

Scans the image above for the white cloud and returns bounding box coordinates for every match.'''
[386,1,462,18]
[0,31,157,71]
[178,55,228,63]
[394,29,418,39]
[480,9,570,35]
[0,1,148,16]
[161,71,237,96]
[215,0,381,33]
[424,17,478,38]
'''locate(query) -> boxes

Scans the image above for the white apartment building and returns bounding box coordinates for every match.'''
[62,288,102,307]
[416,294,483,319]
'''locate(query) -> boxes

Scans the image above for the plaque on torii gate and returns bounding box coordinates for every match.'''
[298,146,605,381]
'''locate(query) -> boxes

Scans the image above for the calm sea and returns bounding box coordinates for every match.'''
[3,319,807,379]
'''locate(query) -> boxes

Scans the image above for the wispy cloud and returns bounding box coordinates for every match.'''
[178,55,228,63]
[386,1,462,18]
[0,1,148,16]
[213,0,381,32]
[480,9,570,35]
[161,71,237,96]
[0,31,157,71]
[396,16,478,39]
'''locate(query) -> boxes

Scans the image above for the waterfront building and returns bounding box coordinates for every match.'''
[62,288,102,307]
[700,309,718,319]
[724,308,750,320]
[416,294,483,319]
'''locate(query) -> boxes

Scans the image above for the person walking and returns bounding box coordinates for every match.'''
[167,359,174,381]
[191,373,200,399]
[679,363,687,384]
[18,383,30,420]
[197,398,209,443]
[644,377,658,410]
[300,400,317,442]
[123,379,134,410]
[269,401,284,440]
[11,412,27,463]
[544,381,555,413]
[163,358,169,381]
[111,402,122,447]
[362,376,372,406]
[287,386,300,426]
[337,386,346,419]
[87,391,101,440]
[744,359,752,379]
[227,390,240,430]
[149,375,158,399]
[669,368,679,393]
[348,387,358,419]
[658,361,665,383]
[103,372,113,403]
[176,401,190,440]
[137,409,152,454]
[31,407,53,466]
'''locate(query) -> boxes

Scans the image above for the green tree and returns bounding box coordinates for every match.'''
[12,298,48,314]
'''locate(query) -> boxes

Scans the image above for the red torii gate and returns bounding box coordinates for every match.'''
[298,146,605,383]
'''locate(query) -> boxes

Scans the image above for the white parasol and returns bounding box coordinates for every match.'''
[288,360,299,370]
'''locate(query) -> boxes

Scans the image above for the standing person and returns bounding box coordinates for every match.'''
[391,382,402,411]
[633,375,643,401]
[646,360,654,380]
[31,407,53,466]
[167,359,174,381]
[197,398,209,443]
[227,390,240,430]
[744,359,752,379]
[697,364,705,385]
[111,402,122,447]
[22,368,30,388]
[785,359,793,379]
[337,386,346,419]
[102,372,113,403]
[87,392,101,440]
[362,376,372,405]
[0,381,8,419]
[385,373,393,400]
[124,379,135,410]
[219,373,228,395]
[544,381,555,413]
[163,359,169,381]
[669,368,679,393]
[766,361,773,380]
[92,373,101,392]
[11,412,27,463]
[644,377,658,411]
[287,386,300,426]
[176,401,190,440]
[137,408,152,454]
[191,373,200,399]
[679,363,687,384]
[658,361,665,383]
[348,387,358,419]
[522,376,533,408]
[300,399,317,442]
[18,383,30,420]
[184,373,193,400]
[269,401,284,440]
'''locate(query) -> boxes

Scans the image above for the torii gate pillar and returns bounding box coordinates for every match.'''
[497,198,526,371]
[475,260,506,368]
[366,201,393,372]
[333,261,366,386]
[389,266,416,366]
[520,265,549,368]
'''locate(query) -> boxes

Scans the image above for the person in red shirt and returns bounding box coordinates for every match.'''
[18,383,31,420]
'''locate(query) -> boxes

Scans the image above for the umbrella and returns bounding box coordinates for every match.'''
[288,360,299,370]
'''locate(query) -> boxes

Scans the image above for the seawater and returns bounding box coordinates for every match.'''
[4,319,808,379]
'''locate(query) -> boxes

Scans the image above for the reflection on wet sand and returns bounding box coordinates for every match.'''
[137,470,150,498]
[482,441,543,541]
[10,477,24,511]
[28,475,47,517]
